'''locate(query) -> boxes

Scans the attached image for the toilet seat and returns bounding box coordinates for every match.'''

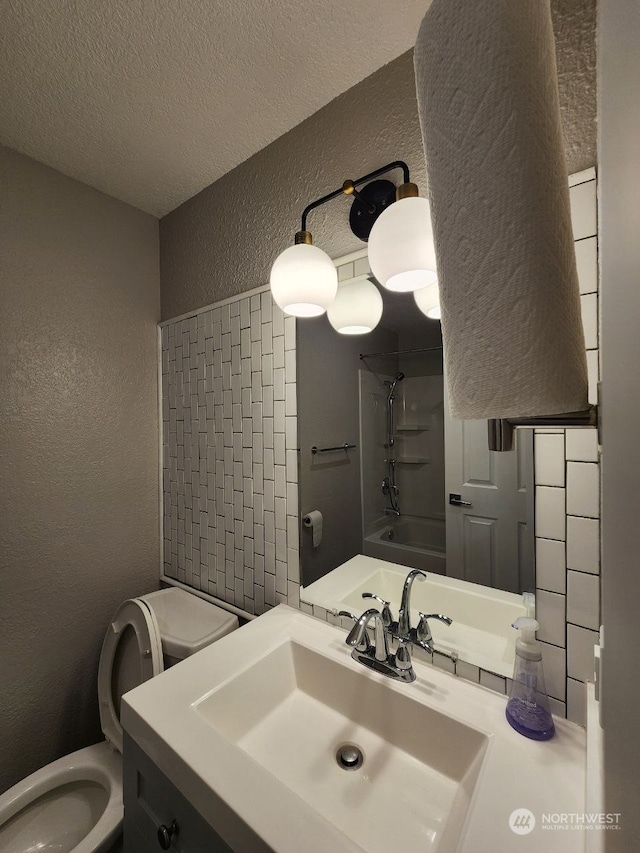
[97,598,164,754]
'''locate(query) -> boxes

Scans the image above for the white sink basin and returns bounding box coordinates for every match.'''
[196,639,488,852]
[122,604,587,853]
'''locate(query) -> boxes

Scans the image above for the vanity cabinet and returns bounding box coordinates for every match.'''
[123,734,235,853]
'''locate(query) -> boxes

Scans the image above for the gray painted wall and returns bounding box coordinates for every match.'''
[160,1,596,319]
[297,316,397,587]
[0,146,160,794]
[598,1,640,846]
[160,51,427,320]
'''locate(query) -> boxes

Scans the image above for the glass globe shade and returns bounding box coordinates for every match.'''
[413,280,441,320]
[270,243,338,317]
[367,196,437,292]
[326,275,383,335]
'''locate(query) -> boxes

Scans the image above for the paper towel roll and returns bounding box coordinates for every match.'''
[414,0,588,419]
[303,510,323,548]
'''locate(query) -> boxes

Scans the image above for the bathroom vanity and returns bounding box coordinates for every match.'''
[122,605,591,853]
[122,735,235,852]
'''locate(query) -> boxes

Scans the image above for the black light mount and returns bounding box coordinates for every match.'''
[297,160,411,244]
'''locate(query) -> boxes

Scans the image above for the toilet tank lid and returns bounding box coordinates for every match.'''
[139,588,239,659]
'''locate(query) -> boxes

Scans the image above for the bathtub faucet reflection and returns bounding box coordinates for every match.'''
[382,375,403,515]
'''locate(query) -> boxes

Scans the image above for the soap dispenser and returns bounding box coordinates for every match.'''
[505,617,555,741]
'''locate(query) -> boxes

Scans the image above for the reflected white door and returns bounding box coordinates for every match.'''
[444,389,534,594]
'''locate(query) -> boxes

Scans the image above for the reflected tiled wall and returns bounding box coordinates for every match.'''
[161,290,300,614]
[534,168,600,726]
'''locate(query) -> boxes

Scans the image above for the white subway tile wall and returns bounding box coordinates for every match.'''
[567,570,600,630]
[161,290,300,615]
[479,670,507,695]
[456,660,481,684]
[566,516,600,574]
[536,538,567,594]
[567,678,587,728]
[567,623,601,682]
[534,169,600,725]
[533,433,565,487]
[536,589,566,647]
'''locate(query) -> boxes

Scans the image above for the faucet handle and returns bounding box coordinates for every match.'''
[345,608,380,652]
[417,612,453,644]
[362,593,393,627]
[337,610,357,621]
[338,610,371,653]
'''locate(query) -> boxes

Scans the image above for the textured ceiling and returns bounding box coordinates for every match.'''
[0,0,431,216]
[1,0,595,219]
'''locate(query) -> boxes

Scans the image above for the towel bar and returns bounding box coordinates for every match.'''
[311,443,357,455]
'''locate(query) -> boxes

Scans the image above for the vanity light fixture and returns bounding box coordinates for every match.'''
[270,235,338,317]
[270,161,437,320]
[327,274,383,335]
[368,186,437,293]
[413,280,441,320]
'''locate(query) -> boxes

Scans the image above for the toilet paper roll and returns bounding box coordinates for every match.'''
[414,0,588,419]
[303,510,323,548]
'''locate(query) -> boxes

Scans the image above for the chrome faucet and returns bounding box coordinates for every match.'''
[397,569,426,637]
[343,606,417,682]
[341,569,456,684]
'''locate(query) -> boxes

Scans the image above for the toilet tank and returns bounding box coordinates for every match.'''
[141,588,239,667]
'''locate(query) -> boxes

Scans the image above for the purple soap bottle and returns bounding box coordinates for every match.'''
[506,617,555,741]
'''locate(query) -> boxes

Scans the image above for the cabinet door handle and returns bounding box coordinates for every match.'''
[449,493,472,507]
[157,819,179,849]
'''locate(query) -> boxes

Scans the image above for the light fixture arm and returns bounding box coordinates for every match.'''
[299,160,410,234]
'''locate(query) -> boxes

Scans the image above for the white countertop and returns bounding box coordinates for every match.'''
[122,605,587,853]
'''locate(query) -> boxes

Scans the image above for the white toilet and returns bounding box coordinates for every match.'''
[0,588,238,853]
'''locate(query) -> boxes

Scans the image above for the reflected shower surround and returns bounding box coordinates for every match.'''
[360,362,446,575]
[381,372,404,517]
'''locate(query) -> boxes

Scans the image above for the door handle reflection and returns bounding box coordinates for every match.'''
[449,493,472,507]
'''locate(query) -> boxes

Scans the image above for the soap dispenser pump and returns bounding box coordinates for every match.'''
[506,617,555,741]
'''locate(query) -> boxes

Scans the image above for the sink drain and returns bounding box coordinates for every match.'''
[335,743,364,771]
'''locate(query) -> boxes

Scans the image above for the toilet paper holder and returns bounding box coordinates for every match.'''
[303,510,323,548]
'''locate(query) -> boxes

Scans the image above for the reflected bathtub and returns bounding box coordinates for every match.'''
[363,515,446,575]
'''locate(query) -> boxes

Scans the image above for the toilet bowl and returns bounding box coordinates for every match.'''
[0,742,122,853]
[0,588,238,853]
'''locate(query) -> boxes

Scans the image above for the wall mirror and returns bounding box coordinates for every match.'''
[297,253,535,605]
